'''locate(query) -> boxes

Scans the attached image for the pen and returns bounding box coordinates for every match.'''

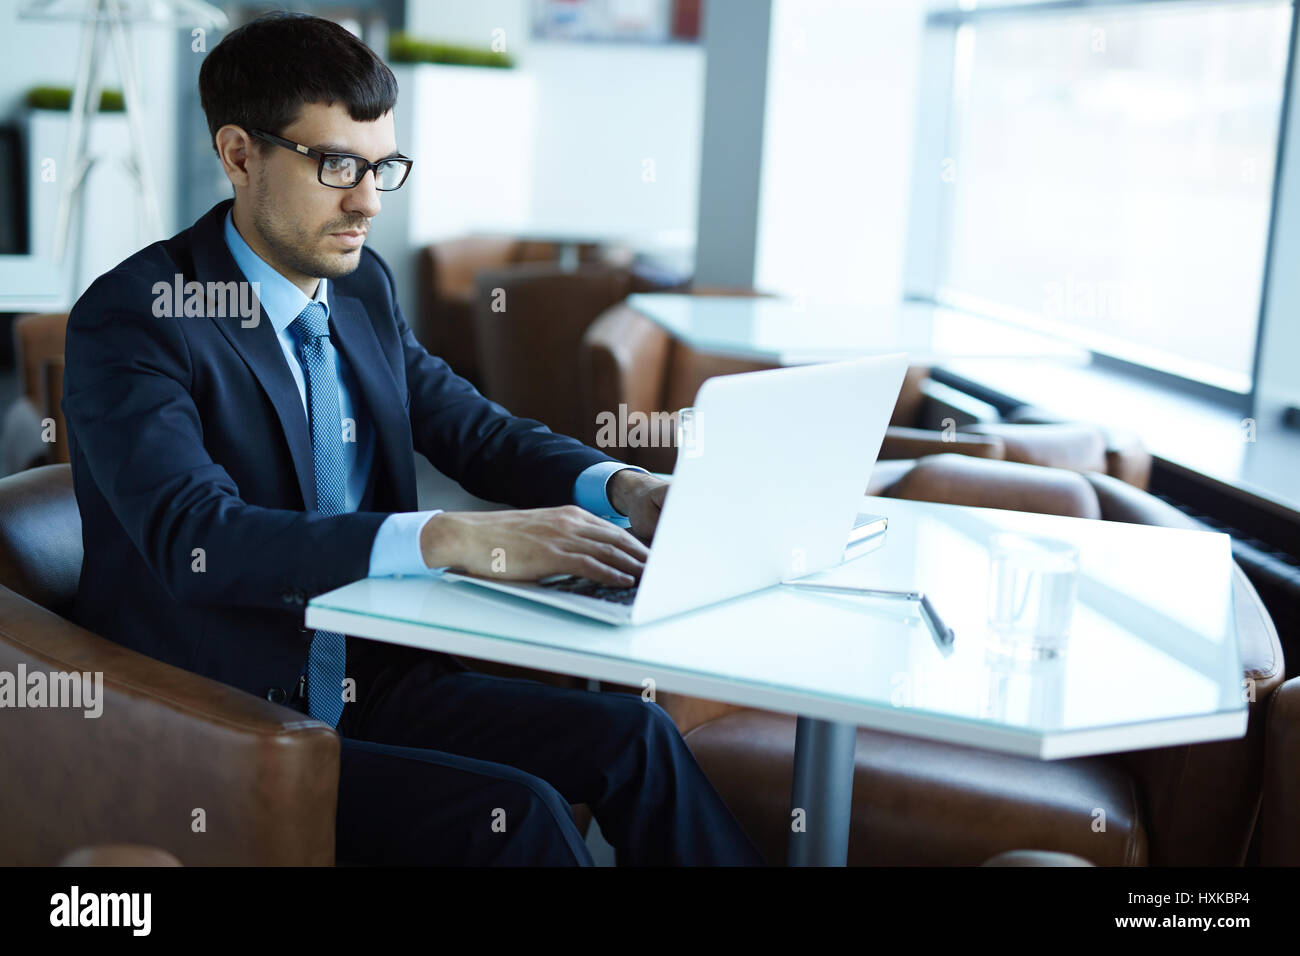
[780,581,956,647]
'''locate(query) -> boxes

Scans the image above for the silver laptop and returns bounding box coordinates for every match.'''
[443,352,909,625]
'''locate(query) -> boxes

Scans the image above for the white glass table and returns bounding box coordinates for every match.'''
[306,495,1246,866]
[626,293,1089,366]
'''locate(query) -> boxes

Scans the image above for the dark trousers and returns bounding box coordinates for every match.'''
[302,641,764,866]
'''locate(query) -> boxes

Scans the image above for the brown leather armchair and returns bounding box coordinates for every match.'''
[580,300,779,474]
[0,464,340,865]
[470,265,691,444]
[881,368,1152,488]
[633,454,1284,866]
[1260,676,1300,865]
[0,463,592,864]
[3,312,69,473]
[417,236,602,387]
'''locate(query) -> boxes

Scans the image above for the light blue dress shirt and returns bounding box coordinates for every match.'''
[222,211,642,577]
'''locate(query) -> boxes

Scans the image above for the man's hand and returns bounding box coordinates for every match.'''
[608,469,670,543]
[420,505,649,586]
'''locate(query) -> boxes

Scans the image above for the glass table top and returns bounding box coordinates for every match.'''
[625,294,1089,365]
[308,496,1245,759]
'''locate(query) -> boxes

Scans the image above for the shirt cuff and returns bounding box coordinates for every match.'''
[573,461,648,525]
[369,510,448,577]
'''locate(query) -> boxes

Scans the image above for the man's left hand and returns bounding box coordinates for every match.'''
[608,469,670,544]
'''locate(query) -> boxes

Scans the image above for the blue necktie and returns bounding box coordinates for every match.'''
[292,301,348,728]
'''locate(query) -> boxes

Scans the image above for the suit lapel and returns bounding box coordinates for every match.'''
[190,202,317,509]
[187,200,416,513]
[329,293,418,513]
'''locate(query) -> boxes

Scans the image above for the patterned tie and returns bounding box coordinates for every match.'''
[291,301,348,728]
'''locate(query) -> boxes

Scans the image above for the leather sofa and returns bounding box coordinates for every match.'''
[635,453,1285,865]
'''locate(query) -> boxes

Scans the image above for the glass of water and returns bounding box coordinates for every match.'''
[986,532,1080,660]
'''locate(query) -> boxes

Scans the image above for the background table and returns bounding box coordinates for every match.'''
[307,495,1246,865]
[627,293,1089,366]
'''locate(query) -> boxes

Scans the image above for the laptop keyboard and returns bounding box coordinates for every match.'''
[537,574,638,606]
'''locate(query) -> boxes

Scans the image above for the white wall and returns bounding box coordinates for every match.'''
[401,0,703,259]
[755,0,925,305]
[1,0,180,304]
[405,0,531,54]
[2,2,180,231]
[523,41,703,244]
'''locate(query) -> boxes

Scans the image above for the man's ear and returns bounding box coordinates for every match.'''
[215,125,254,189]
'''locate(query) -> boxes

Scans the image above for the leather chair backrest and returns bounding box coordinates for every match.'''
[0,463,82,619]
[473,264,635,441]
[44,357,69,465]
[581,302,674,458]
[12,313,69,414]
[891,365,932,427]
[425,236,525,302]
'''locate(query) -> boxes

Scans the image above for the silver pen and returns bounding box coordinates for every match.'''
[780,580,956,648]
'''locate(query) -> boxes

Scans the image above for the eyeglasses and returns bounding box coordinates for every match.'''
[249,129,413,191]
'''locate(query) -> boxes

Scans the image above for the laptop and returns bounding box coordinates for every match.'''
[442,352,909,625]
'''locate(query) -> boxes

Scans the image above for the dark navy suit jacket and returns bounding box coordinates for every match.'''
[62,199,615,703]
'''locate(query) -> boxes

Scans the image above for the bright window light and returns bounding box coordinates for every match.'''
[936,1,1292,393]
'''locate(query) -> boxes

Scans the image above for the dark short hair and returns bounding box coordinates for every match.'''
[198,11,398,153]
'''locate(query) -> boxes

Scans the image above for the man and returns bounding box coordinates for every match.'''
[62,12,762,866]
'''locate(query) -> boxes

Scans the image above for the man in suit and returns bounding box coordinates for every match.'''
[62,11,762,866]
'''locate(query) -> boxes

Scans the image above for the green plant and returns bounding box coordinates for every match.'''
[25,86,125,112]
[387,32,514,69]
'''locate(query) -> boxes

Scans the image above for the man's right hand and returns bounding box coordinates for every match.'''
[419,506,649,587]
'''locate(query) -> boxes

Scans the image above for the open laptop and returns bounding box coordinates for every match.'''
[442,352,909,625]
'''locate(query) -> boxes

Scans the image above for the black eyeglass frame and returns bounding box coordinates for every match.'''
[249,129,414,191]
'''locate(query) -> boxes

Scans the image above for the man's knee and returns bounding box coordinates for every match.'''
[480,770,592,866]
[601,691,684,751]
[338,740,591,865]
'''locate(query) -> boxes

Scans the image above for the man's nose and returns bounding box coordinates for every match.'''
[342,170,382,219]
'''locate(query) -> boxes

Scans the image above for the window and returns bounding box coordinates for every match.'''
[919,0,1293,394]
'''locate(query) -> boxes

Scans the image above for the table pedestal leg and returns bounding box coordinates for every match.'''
[787,716,857,866]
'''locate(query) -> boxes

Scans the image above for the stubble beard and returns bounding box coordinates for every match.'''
[251,177,366,282]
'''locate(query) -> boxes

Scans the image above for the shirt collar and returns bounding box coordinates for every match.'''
[223,209,329,335]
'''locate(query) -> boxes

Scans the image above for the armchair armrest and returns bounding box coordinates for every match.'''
[885,453,1102,519]
[962,421,1109,474]
[879,426,1005,462]
[1003,407,1152,488]
[0,586,339,866]
[1261,677,1300,866]
[915,378,1002,430]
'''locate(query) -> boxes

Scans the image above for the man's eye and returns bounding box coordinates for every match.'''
[323,156,347,171]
